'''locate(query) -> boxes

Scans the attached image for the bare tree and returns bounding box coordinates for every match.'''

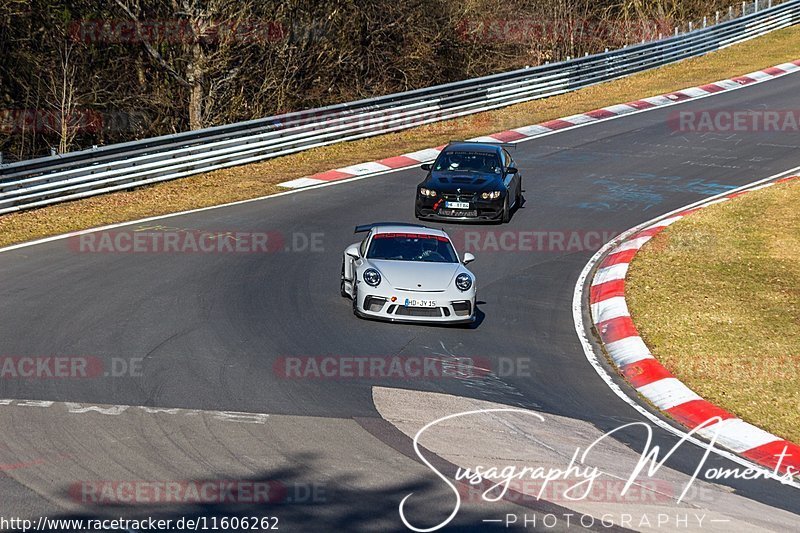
[41,42,81,154]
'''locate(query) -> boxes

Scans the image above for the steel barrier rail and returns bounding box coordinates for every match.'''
[0,0,798,214]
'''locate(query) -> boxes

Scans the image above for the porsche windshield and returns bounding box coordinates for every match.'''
[432,150,502,174]
[367,233,459,263]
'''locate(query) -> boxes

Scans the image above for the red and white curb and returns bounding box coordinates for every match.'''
[589,174,800,477]
[279,60,800,189]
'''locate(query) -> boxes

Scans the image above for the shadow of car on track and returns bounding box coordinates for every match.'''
[44,455,521,532]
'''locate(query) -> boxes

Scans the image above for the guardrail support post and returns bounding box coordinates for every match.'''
[755,0,759,12]
[716,11,720,25]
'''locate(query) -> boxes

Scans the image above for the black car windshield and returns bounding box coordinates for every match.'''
[366,233,459,263]
[432,150,502,174]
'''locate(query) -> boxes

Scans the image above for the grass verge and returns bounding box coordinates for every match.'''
[2,25,800,248]
[626,179,800,444]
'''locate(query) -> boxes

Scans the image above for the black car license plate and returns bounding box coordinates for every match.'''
[440,209,477,217]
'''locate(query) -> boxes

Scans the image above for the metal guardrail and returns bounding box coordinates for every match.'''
[1,0,798,215]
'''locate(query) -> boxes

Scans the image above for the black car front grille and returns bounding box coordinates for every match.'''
[441,193,477,202]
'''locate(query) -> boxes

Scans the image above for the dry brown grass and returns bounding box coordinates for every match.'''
[2,25,800,248]
[626,180,800,443]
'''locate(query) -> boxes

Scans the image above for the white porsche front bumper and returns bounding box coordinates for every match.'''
[354,283,476,324]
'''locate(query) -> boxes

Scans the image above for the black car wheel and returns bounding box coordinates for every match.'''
[501,196,511,223]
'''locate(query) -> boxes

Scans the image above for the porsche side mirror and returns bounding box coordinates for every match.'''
[421,163,432,171]
[463,252,476,264]
[346,247,361,260]
[506,166,518,174]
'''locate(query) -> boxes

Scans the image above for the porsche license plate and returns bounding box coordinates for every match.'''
[404,299,437,308]
[445,201,470,209]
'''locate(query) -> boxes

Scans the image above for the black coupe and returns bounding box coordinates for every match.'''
[414,141,523,223]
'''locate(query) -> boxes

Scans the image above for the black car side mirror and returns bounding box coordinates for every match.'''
[506,166,518,174]
[421,163,432,171]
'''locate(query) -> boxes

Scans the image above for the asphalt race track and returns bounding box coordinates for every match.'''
[0,71,799,531]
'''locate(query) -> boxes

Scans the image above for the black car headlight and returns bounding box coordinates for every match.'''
[481,191,502,200]
[455,273,472,291]
[363,268,382,287]
[419,187,437,197]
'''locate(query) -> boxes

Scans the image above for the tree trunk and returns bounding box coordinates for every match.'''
[187,42,204,130]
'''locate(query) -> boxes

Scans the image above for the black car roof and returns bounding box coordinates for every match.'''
[443,141,503,155]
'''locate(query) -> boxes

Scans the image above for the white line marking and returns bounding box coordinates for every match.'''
[0,398,271,424]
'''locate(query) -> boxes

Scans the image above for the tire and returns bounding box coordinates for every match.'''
[352,285,360,316]
[501,196,511,223]
[340,262,349,298]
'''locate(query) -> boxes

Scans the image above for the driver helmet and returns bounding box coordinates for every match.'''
[421,238,438,253]
[447,154,463,170]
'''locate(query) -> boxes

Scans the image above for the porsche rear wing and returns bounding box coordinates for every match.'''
[354,222,429,234]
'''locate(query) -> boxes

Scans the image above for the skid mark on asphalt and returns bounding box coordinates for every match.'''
[419,341,533,408]
[577,174,737,212]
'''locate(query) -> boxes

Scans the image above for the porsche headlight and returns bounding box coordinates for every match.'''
[419,187,437,197]
[363,268,382,287]
[455,273,472,291]
[481,191,502,200]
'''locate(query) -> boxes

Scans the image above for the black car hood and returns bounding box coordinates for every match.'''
[424,172,504,193]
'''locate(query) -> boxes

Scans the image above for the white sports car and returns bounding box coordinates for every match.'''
[341,223,477,324]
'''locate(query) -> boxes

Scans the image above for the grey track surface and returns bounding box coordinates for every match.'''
[1,71,799,530]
